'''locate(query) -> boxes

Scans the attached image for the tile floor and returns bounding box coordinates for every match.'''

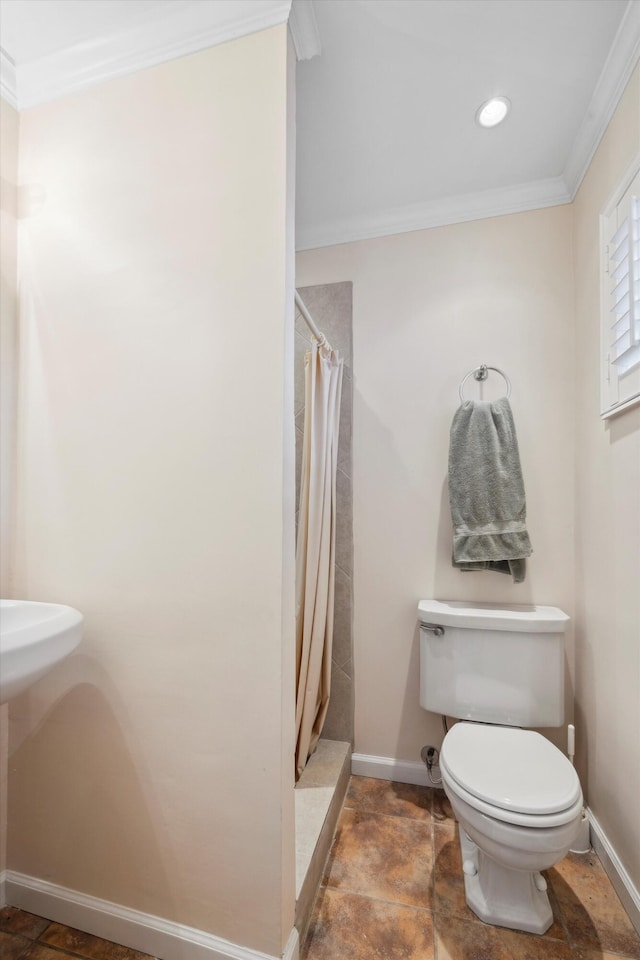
[0,911,153,960]
[302,776,640,960]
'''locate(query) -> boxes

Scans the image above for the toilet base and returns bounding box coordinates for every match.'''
[459,827,553,935]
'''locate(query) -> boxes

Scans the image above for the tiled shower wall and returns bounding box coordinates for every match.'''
[295,282,353,744]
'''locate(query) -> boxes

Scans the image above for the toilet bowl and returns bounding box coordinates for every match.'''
[418,599,583,934]
[439,722,583,934]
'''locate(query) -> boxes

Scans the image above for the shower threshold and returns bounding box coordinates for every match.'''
[294,738,351,940]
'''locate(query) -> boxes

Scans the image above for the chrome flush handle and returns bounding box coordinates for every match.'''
[421,623,445,637]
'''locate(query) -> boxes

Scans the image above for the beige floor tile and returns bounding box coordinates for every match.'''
[0,931,31,960]
[549,852,640,958]
[433,823,476,923]
[572,948,640,960]
[303,888,434,960]
[435,913,572,960]
[436,914,503,960]
[19,945,84,960]
[496,926,574,960]
[0,909,50,941]
[345,776,433,822]
[324,807,433,910]
[39,924,154,960]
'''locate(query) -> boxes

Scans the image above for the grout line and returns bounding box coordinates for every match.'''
[35,944,93,960]
[432,789,438,960]
[341,801,455,832]
[321,885,434,917]
[341,803,434,826]
[2,925,100,960]
[319,883,577,951]
[333,558,352,581]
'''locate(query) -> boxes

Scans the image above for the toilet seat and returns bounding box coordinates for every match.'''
[440,723,582,828]
[440,765,583,829]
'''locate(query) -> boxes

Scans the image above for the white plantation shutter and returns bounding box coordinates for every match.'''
[601,161,640,418]
[608,195,639,374]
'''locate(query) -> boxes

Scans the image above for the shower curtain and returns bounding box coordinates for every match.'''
[295,338,344,780]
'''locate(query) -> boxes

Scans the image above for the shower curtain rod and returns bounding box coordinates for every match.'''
[295,290,331,349]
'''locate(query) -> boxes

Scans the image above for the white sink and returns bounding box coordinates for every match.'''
[0,600,83,704]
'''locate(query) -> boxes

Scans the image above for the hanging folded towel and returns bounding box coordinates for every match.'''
[448,397,532,583]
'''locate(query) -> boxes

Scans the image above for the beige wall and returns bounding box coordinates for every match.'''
[8,26,296,956]
[0,93,19,887]
[573,64,640,893]
[297,203,576,763]
[0,97,18,599]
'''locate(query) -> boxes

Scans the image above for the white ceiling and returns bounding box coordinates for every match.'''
[1,0,638,250]
[296,0,637,248]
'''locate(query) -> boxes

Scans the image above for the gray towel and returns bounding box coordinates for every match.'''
[448,397,532,583]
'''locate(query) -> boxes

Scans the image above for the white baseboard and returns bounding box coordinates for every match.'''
[351,752,435,787]
[4,872,299,960]
[587,807,640,936]
[0,869,6,908]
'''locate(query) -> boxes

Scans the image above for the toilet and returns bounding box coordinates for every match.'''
[418,600,583,935]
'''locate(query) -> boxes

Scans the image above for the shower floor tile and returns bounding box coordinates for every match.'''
[302,775,640,960]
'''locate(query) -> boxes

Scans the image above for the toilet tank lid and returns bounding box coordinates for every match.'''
[417,600,569,633]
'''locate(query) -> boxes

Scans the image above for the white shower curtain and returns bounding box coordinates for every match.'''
[295,339,344,780]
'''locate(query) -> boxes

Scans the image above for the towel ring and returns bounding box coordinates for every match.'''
[459,364,511,402]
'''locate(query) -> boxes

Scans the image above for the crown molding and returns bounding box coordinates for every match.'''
[0,48,17,109]
[12,0,293,111]
[289,0,321,61]
[564,0,640,199]
[295,176,571,251]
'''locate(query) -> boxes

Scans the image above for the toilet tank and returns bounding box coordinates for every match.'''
[418,600,570,727]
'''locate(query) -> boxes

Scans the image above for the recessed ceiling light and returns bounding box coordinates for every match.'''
[476,96,511,128]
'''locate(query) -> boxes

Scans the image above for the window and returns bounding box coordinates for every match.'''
[600,154,640,418]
